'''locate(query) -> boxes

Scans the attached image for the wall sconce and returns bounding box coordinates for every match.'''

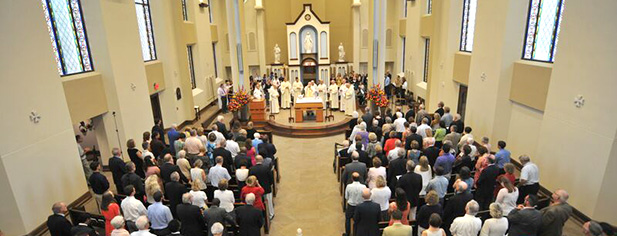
[198,0,209,8]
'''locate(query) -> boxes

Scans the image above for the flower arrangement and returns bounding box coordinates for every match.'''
[366,84,389,107]
[227,87,251,112]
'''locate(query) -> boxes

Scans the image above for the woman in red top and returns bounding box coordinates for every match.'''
[383,131,399,156]
[241,176,265,210]
[493,163,516,197]
[473,147,490,187]
[100,191,120,236]
[245,139,257,166]
[388,188,411,225]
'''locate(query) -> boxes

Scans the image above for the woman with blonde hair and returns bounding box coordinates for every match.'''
[430,113,441,130]
[414,156,433,195]
[145,175,162,204]
[190,159,207,191]
[480,203,508,236]
[367,157,387,189]
[241,176,265,211]
[417,190,443,235]
[495,176,518,216]
[189,179,208,209]
[371,176,392,221]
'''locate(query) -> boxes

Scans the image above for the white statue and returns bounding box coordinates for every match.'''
[274,44,281,63]
[338,42,345,61]
[303,32,313,53]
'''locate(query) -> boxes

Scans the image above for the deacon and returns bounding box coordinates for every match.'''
[344,82,356,116]
[293,77,303,102]
[269,85,280,114]
[280,77,291,109]
[339,79,348,112]
[329,79,339,110]
[317,79,327,109]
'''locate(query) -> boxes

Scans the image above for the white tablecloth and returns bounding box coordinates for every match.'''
[296,97,323,104]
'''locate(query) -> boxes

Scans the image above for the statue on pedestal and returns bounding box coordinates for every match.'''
[274,44,281,64]
[303,32,313,53]
[338,43,345,62]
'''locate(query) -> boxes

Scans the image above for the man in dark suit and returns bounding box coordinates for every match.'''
[47,202,72,236]
[451,114,464,133]
[539,189,573,236]
[176,193,206,236]
[234,148,252,169]
[108,148,126,193]
[396,160,423,218]
[88,162,109,207]
[160,154,188,184]
[508,194,543,236]
[475,156,500,210]
[249,155,275,220]
[121,162,145,202]
[434,101,444,116]
[165,219,183,236]
[235,193,264,236]
[341,151,368,184]
[151,119,166,145]
[353,188,381,236]
[361,107,373,126]
[70,213,98,236]
[257,135,277,158]
[213,140,234,173]
[386,155,407,190]
[443,181,473,234]
[355,143,371,167]
[214,116,229,139]
[165,172,188,218]
[203,199,234,236]
[404,104,415,121]
[336,141,352,171]
[422,142,440,168]
[405,126,423,151]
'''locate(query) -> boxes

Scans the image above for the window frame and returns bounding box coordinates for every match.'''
[42,0,94,76]
[135,0,157,61]
[521,0,565,63]
[427,0,433,14]
[423,38,430,83]
[459,0,477,52]
[187,45,197,89]
[181,0,189,21]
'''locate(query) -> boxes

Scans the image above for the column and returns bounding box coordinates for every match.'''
[255,0,267,74]
[226,0,250,89]
[367,0,387,86]
[352,0,361,72]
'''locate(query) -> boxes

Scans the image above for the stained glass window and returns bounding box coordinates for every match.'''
[427,0,432,14]
[522,0,564,62]
[423,38,430,83]
[187,45,196,89]
[181,0,188,21]
[42,0,93,76]
[135,0,156,61]
[460,0,477,52]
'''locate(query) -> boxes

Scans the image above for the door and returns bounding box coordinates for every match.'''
[150,93,163,127]
[457,84,468,120]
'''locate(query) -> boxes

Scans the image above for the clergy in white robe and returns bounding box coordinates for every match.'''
[292,78,303,102]
[339,81,348,112]
[317,80,327,109]
[269,85,280,114]
[304,81,316,98]
[280,78,291,109]
[344,83,356,116]
[253,83,264,99]
[329,79,339,109]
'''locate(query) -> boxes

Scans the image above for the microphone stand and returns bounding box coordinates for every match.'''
[112,111,123,152]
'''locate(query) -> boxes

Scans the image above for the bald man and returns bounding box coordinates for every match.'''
[47,202,72,236]
[443,180,474,234]
[539,189,573,236]
[353,188,381,236]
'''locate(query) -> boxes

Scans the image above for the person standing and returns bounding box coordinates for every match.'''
[108,148,127,194]
[354,188,381,236]
[88,162,109,208]
[269,85,280,114]
[539,189,573,236]
[121,162,145,202]
[175,193,206,236]
[234,193,264,236]
[344,83,356,116]
[47,202,72,236]
[517,155,540,204]
[101,192,120,236]
[329,79,339,110]
[449,200,482,236]
[147,191,173,236]
[507,194,543,236]
[218,83,228,113]
[76,135,92,181]
[120,185,147,232]
[126,139,145,178]
[280,77,292,109]
[249,155,275,220]
[292,77,303,103]
[317,79,327,109]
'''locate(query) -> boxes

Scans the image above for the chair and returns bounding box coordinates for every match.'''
[288,105,295,123]
[325,101,335,122]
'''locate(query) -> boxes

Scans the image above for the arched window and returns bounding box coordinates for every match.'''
[248,32,256,51]
[386,29,393,47]
[522,0,565,62]
[135,0,157,61]
[362,29,369,48]
[42,0,93,76]
[460,0,477,52]
[320,31,328,56]
[290,32,297,59]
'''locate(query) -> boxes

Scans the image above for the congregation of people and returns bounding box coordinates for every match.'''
[52,116,277,236]
[337,101,615,236]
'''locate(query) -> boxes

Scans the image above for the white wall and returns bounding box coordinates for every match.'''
[0,1,88,234]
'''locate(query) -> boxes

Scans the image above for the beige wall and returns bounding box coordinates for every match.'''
[0,1,89,234]
[63,73,109,122]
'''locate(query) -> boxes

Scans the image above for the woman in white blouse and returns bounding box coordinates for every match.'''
[414,156,433,196]
[367,157,387,189]
[235,161,250,189]
[189,180,208,209]
[370,176,392,221]
[190,159,207,190]
[479,203,508,236]
[214,179,235,213]
[495,176,519,216]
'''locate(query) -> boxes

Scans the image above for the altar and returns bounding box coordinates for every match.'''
[295,97,323,123]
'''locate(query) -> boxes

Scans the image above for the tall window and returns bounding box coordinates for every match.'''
[181,0,188,21]
[42,0,93,76]
[427,0,433,14]
[401,37,406,72]
[522,0,564,62]
[187,45,196,89]
[207,0,213,23]
[135,0,156,61]
[403,0,408,17]
[460,0,477,52]
[423,38,431,83]
[212,43,218,78]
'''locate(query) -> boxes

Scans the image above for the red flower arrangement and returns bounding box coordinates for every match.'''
[227,87,251,112]
[366,84,389,107]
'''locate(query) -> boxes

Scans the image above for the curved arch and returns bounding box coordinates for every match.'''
[290,32,297,59]
[299,25,318,54]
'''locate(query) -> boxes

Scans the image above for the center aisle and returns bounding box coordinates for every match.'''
[269,134,345,235]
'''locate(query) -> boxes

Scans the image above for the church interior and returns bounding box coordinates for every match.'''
[1,0,616,235]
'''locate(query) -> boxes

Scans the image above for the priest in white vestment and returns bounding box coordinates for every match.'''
[344,83,356,116]
[329,79,339,109]
[280,78,291,109]
[304,81,316,98]
[253,83,264,99]
[339,80,348,112]
[293,77,304,102]
[269,85,280,114]
[317,80,327,109]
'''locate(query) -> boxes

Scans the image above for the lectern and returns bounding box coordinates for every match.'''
[249,99,266,122]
